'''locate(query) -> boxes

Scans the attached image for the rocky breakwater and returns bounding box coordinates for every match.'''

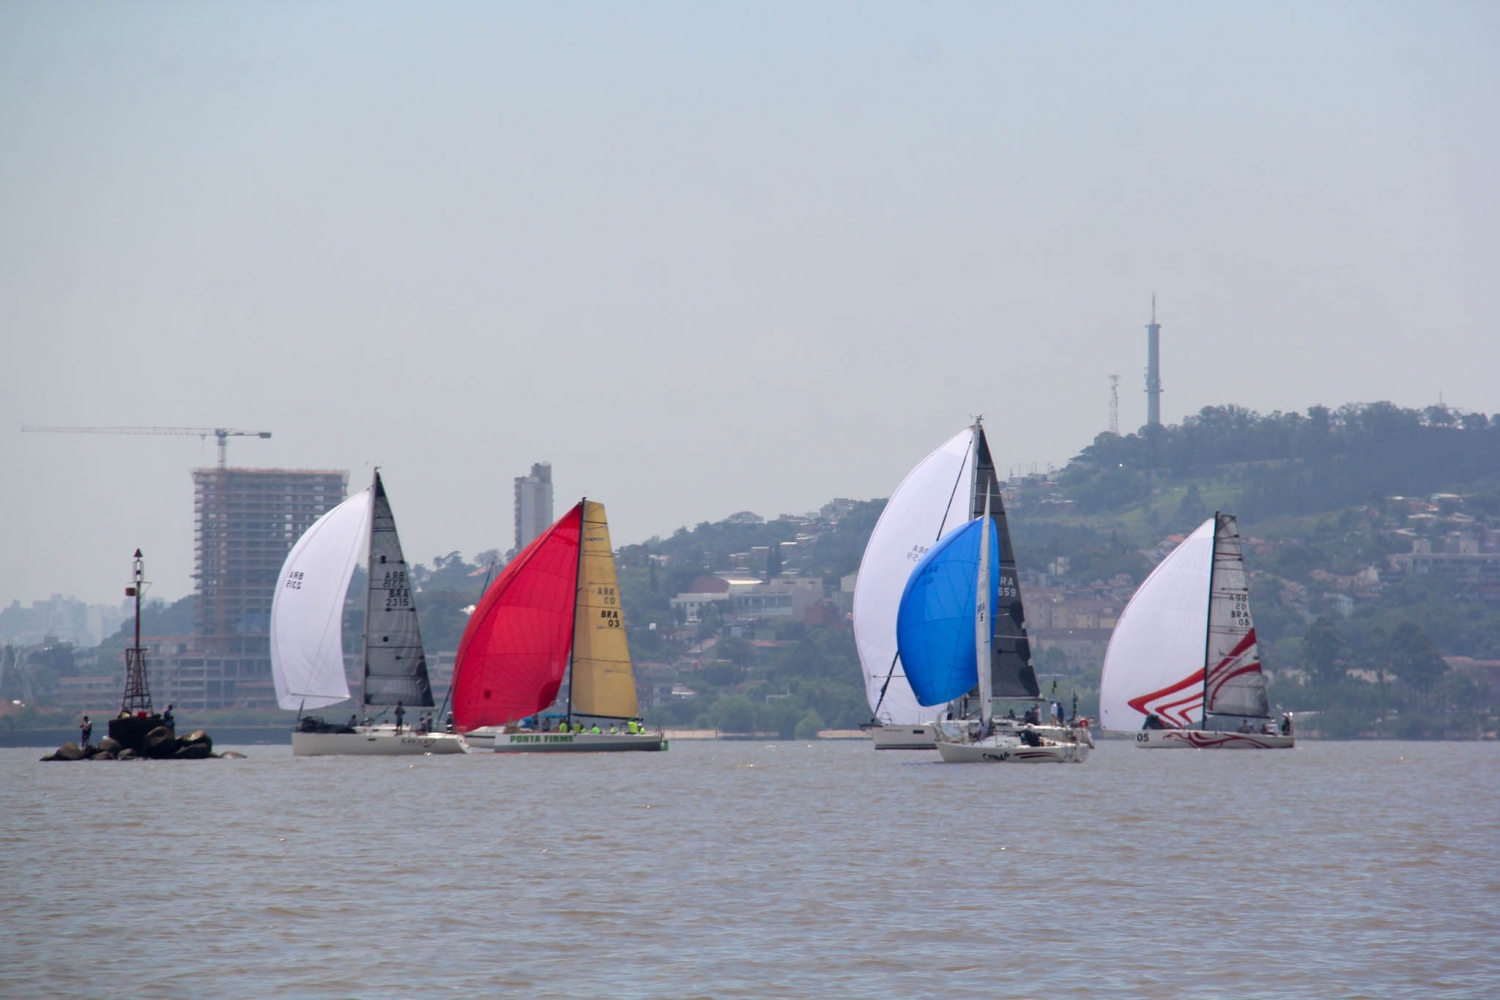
[41,728,245,761]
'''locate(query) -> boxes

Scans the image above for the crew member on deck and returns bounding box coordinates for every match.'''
[393,701,405,733]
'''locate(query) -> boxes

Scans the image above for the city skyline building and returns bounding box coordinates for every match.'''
[176,466,347,708]
[513,462,554,554]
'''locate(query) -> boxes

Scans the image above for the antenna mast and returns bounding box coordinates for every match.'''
[1108,374,1121,436]
[1144,295,1163,427]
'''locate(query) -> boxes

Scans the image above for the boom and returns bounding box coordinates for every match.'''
[20,425,272,467]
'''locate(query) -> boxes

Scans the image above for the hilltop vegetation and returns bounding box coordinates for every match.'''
[1008,401,1500,738]
[1052,402,1500,522]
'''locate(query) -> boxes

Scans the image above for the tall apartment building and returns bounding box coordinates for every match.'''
[171,467,347,708]
[513,462,554,553]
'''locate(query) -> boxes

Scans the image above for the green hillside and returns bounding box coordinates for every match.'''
[1008,402,1500,738]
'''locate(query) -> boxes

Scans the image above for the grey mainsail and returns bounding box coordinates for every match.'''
[971,425,1040,699]
[1203,513,1270,719]
[363,472,435,707]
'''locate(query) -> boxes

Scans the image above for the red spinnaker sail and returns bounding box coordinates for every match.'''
[452,503,583,730]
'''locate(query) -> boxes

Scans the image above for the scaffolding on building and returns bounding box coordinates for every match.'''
[179,467,348,708]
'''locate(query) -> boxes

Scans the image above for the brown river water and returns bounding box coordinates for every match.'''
[2,739,1497,998]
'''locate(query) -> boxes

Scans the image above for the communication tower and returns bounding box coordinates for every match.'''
[1145,295,1162,427]
[1108,374,1121,436]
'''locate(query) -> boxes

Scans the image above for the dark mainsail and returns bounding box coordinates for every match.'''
[363,472,435,706]
[972,426,1040,699]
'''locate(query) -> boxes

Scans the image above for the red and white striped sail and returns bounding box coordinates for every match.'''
[1204,515,1269,718]
[451,503,583,730]
[1099,514,1269,730]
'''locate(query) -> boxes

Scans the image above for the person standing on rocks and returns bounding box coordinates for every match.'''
[163,704,175,730]
[393,701,405,734]
[80,716,93,748]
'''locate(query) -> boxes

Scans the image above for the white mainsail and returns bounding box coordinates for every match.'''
[854,427,977,724]
[1098,517,1217,730]
[270,488,372,711]
[1204,514,1270,718]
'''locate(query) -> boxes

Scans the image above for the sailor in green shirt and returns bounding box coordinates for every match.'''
[590,724,601,734]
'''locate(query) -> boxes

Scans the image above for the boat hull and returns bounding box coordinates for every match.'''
[870,724,937,750]
[291,726,467,756]
[1134,728,1294,749]
[487,731,665,753]
[936,736,1089,764]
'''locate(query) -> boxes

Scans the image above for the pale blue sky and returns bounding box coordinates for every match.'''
[2,1,1497,606]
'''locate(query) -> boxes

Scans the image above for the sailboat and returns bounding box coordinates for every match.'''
[1100,512,1294,749]
[452,499,664,753]
[853,418,1041,749]
[272,471,465,756]
[898,491,1090,764]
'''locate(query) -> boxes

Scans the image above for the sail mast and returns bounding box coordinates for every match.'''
[1200,512,1221,728]
[977,485,993,726]
[564,495,587,728]
[361,469,378,712]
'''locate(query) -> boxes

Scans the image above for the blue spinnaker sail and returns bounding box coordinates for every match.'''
[895,517,1001,708]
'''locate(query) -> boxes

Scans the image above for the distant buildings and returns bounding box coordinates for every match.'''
[514,462,554,553]
[0,594,125,647]
[1388,537,1500,591]
[165,467,347,709]
[669,575,826,623]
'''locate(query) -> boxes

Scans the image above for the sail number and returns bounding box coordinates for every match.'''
[284,571,305,590]
[906,544,929,563]
[599,609,621,628]
[596,586,617,606]
[1227,595,1252,627]
[382,570,411,610]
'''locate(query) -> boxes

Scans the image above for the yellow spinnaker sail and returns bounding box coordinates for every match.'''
[571,501,639,718]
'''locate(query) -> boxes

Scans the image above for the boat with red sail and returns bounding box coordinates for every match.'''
[452,499,665,753]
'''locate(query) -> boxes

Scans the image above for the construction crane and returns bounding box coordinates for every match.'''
[20,425,272,468]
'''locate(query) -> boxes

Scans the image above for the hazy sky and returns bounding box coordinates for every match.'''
[2,1,1497,609]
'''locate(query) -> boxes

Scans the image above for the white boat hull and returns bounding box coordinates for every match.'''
[870,724,937,750]
[936,734,1089,764]
[291,726,467,756]
[486,730,665,753]
[1134,728,1295,749]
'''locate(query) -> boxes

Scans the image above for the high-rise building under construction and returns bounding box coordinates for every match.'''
[514,462,554,554]
[166,467,347,708]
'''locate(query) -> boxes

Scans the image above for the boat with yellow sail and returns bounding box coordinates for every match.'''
[452,499,664,753]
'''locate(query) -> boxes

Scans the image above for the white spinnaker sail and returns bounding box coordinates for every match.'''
[271,488,372,711]
[854,427,977,724]
[1098,517,1216,730]
[1205,514,1270,718]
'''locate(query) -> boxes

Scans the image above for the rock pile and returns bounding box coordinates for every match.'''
[41,727,229,761]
